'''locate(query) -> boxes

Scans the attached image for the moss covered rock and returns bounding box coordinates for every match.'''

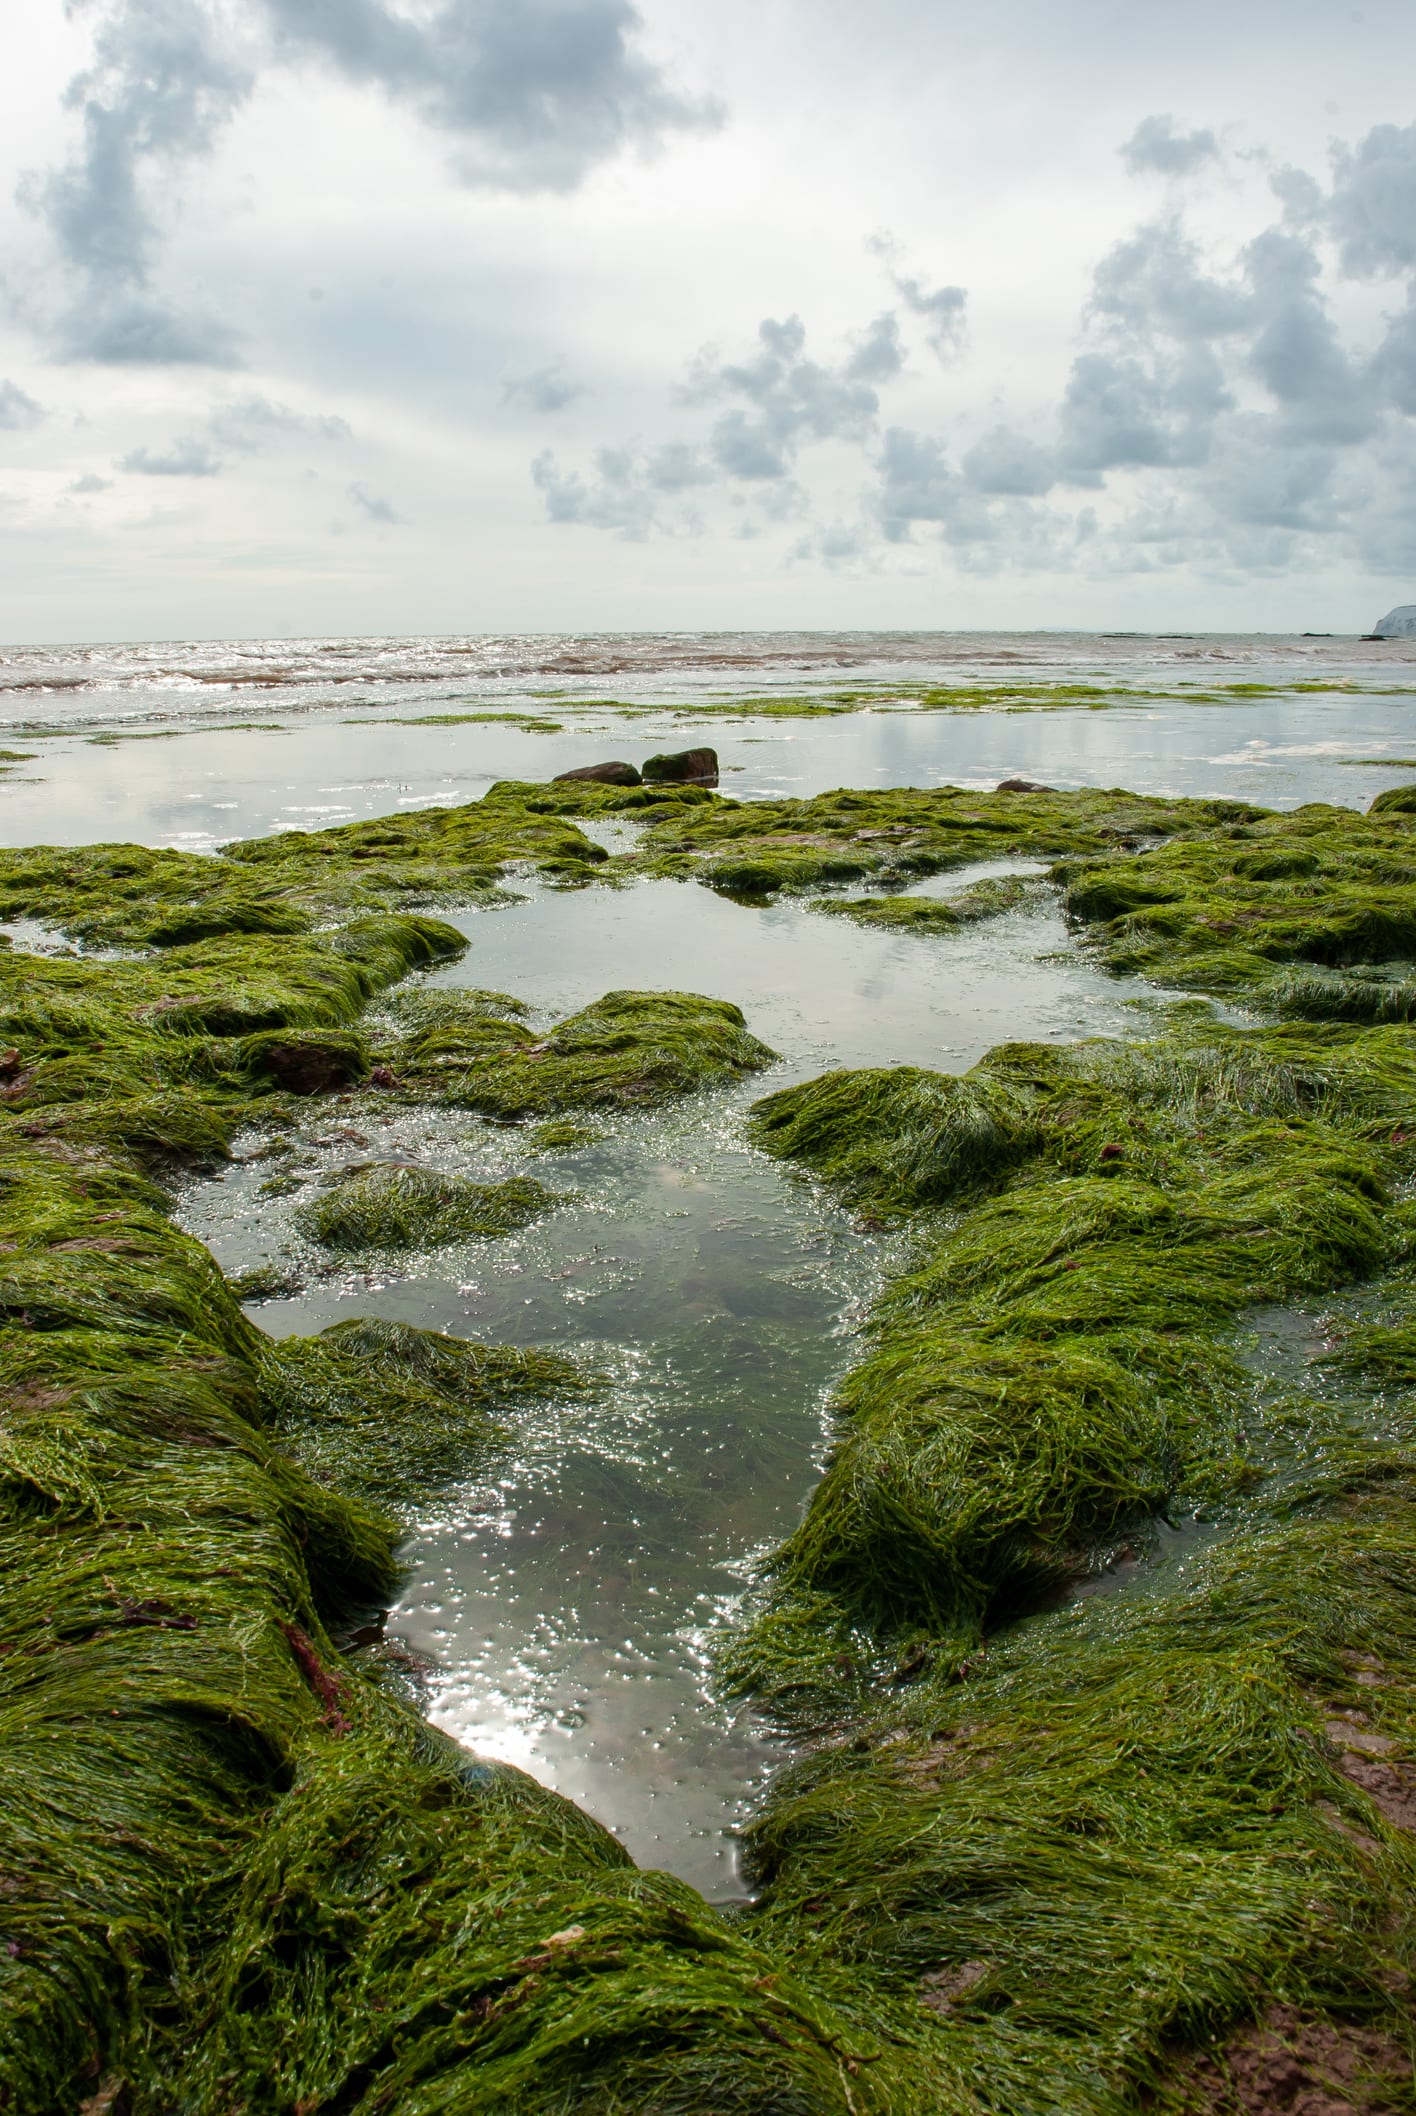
[407,989,776,1117]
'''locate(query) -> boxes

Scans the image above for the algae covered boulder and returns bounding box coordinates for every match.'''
[552,759,641,786]
[749,1063,1038,1215]
[236,1025,369,1094]
[643,744,719,785]
[414,988,777,1117]
[294,1162,558,1252]
[260,1316,583,1503]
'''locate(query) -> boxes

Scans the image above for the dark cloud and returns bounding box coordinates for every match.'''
[112,395,350,483]
[502,364,587,412]
[348,481,404,523]
[1057,348,1228,477]
[873,425,1085,572]
[119,438,223,475]
[1088,220,1250,343]
[1121,115,1220,178]
[21,0,253,364]
[25,0,716,364]
[0,381,45,430]
[1372,293,1416,415]
[789,519,872,567]
[1327,121,1416,278]
[261,0,722,192]
[1195,415,1341,537]
[876,426,959,540]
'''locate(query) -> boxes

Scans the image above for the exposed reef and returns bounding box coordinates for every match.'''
[2,776,1415,2111]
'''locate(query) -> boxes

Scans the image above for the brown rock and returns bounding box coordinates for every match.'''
[552,761,642,786]
[642,747,719,786]
[995,777,1055,793]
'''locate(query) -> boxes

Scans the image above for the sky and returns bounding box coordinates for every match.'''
[3,0,1416,642]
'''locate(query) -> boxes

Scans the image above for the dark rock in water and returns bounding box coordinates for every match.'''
[996,777,1055,794]
[552,760,641,786]
[642,746,719,786]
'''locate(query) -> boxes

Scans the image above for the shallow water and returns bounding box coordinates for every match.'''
[6,695,1416,849]
[21,630,1416,1892]
[2,627,1415,849]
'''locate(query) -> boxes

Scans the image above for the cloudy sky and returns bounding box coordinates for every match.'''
[3,0,1416,642]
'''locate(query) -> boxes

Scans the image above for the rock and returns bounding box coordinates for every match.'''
[995,777,1055,794]
[1370,604,1416,638]
[642,747,719,786]
[238,1029,368,1096]
[552,761,641,786]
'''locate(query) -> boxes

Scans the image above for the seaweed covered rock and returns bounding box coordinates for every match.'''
[643,745,719,785]
[738,1020,1416,1683]
[811,874,1039,934]
[237,1026,369,1094]
[742,1495,1416,2113]
[552,759,641,785]
[260,1318,583,1504]
[725,1012,1416,2106]
[1057,796,1416,995]
[631,782,1266,900]
[0,1141,930,2114]
[405,988,777,1117]
[294,1163,558,1252]
[749,1064,1038,1215]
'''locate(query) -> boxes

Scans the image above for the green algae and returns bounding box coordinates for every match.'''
[812,874,1040,933]
[259,1318,583,1506]
[613,783,1264,902]
[750,1065,1039,1216]
[394,988,776,1117]
[227,1262,303,1303]
[523,1116,604,1154]
[736,1019,1416,1694]
[0,1133,908,2113]
[741,1494,1416,2114]
[726,1010,1416,2109]
[362,711,565,732]
[6,778,1416,2111]
[1057,791,1416,999]
[293,1163,559,1252]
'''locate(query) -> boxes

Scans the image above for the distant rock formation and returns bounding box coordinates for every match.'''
[1370,605,1416,638]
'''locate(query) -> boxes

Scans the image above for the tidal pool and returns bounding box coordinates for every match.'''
[176,868,1191,1894]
